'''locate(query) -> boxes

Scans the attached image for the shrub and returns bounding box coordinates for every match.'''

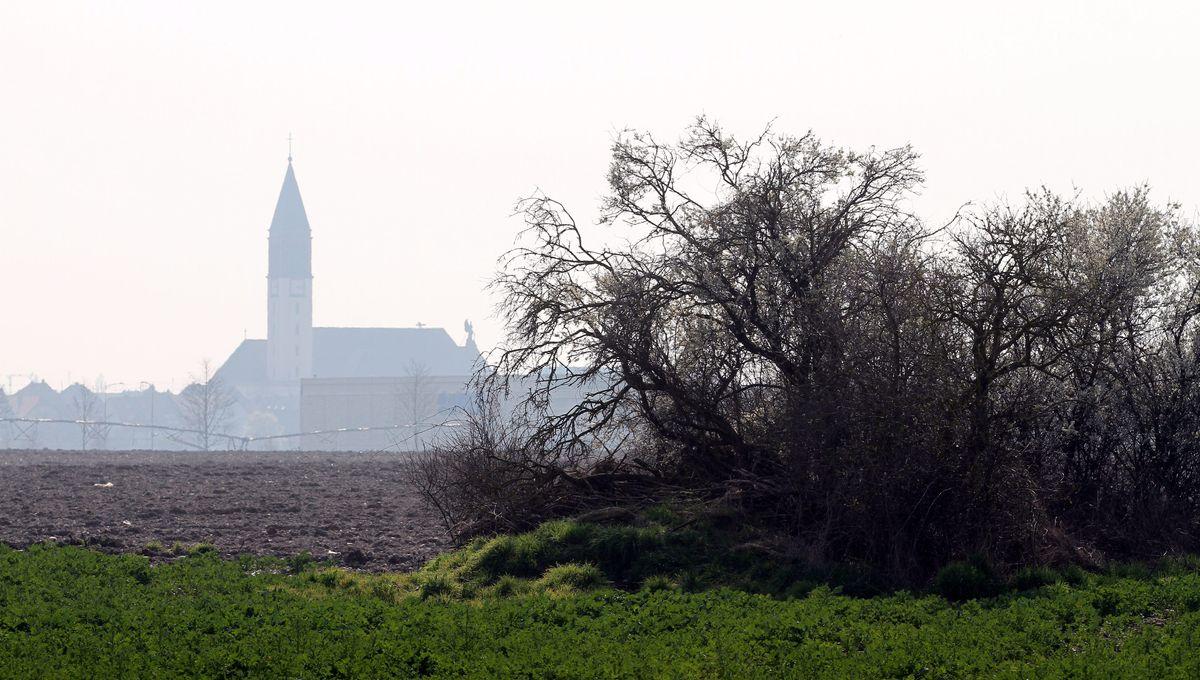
[127,559,152,585]
[640,575,674,592]
[1012,567,1060,591]
[935,560,999,601]
[1092,588,1122,617]
[782,579,818,600]
[1108,562,1152,580]
[1183,592,1200,613]
[1060,564,1088,587]
[287,552,316,575]
[678,569,703,593]
[1163,554,1200,574]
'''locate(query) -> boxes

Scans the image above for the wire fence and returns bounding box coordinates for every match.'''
[0,413,463,453]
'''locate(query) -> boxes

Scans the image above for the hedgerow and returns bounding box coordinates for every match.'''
[4,543,1200,677]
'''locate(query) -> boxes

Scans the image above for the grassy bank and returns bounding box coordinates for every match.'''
[4,539,1200,677]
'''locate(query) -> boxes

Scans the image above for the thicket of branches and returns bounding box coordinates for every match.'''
[410,118,1200,580]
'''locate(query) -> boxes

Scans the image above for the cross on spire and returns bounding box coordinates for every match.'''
[287,133,294,163]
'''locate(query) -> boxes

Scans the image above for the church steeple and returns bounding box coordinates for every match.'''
[266,151,314,382]
[267,161,312,279]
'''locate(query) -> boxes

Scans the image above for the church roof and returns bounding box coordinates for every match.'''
[268,161,313,279]
[216,327,481,385]
[312,327,478,378]
[215,339,268,385]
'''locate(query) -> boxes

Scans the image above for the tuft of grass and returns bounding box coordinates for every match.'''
[536,563,609,592]
[164,541,217,557]
[187,542,217,556]
[418,573,456,600]
[488,575,529,598]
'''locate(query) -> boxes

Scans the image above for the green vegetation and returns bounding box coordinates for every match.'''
[415,518,721,596]
[141,540,218,558]
[404,517,875,599]
[5,536,1200,677]
[933,557,1002,602]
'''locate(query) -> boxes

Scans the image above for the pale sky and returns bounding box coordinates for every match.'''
[1,1,1197,391]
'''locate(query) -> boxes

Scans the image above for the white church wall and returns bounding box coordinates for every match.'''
[267,277,313,381]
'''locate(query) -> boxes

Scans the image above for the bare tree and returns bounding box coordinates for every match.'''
[450,117,931,549]
[0,388,13,449]
[71,385,102,451]
[387,360,438,451]
[411,361,436,424]
[415,117,1200,580]
[177,359,238,451]
[92,377,114,450]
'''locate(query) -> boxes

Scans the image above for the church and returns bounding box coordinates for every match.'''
[216,155,481,448]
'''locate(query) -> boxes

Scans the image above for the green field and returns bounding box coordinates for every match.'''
[4,538,1200,678]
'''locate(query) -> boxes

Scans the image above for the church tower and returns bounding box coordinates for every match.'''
[266,155,314,381]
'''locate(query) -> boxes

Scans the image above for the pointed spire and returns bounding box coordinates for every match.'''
[268,157,312,279]
[269,163,310,234]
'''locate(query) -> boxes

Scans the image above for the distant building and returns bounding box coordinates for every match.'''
[3,381,185,450]
[216,155,480,448]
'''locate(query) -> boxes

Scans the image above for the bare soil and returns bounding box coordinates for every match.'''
[0,449,449,571]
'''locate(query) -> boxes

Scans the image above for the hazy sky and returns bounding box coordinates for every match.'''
[2,1,1198,391]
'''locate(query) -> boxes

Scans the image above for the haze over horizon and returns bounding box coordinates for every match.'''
[2,0,1198,391]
